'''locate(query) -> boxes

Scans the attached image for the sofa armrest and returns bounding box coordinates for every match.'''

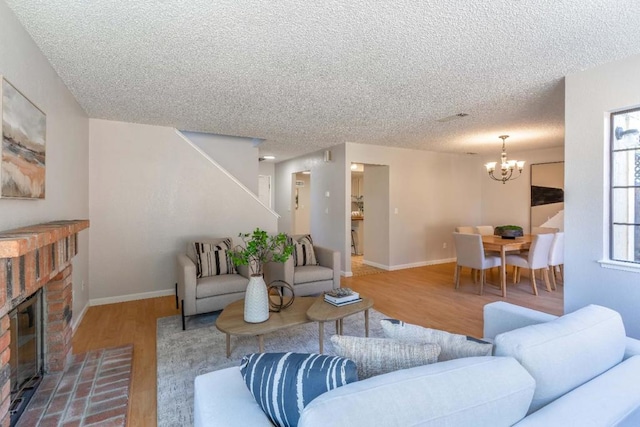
[625,337,640,360]
[483,301,558,340]
[314,245,340,290]
[177,254,198,316]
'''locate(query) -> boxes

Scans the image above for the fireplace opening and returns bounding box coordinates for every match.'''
[9,290,44,427]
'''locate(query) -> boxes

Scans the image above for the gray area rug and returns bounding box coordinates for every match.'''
[156,307,388,427]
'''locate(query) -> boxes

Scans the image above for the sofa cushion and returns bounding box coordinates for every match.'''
[240,352,357,427]
[192,238,234,278]
[494,304,627,414]
[380,319,493,361]
[293,265,332,284]
[513,356,640,426]
[330,335,440,379]
[299,357,535,427]
[196,273,248,298]
[194,366,273,427]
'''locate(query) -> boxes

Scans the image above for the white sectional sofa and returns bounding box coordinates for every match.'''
[194,302,640,426]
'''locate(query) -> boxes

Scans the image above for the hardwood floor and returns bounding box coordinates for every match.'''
[72,262,563,426]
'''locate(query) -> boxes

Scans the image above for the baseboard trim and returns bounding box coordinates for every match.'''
[72,302,89,332]
[364,258,456,271]
[90,288,175,306]
[341,270,353,277]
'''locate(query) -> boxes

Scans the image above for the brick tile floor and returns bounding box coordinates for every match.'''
[17,345,133,427]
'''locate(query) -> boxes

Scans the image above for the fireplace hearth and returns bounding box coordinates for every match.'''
[0,220,89,427]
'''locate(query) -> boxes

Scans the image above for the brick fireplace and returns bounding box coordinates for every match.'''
[0,220,89,427]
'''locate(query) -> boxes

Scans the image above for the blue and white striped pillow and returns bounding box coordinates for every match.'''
[240,352,357,427]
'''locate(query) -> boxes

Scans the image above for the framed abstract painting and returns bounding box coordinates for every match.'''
[1,76,46,199]
[530,162,564,232]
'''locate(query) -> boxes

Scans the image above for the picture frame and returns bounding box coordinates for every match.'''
[1,76,46,199]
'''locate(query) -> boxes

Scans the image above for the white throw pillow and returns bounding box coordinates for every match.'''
[330,335,440,379]
[380,319,493,361]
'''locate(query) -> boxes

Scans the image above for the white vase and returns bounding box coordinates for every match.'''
[244,275,269,323]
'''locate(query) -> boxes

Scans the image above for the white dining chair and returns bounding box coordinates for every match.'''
[453,232,501,295]
[455,226,475,234]
[475,225,494,235]
[548,232,564,290]
[506,233,554,296]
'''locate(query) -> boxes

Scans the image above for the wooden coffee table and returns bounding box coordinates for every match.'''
[307,296,374,353]
[216,295,374,357]
[216,297,315,357]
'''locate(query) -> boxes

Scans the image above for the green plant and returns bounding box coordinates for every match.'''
[230,228,293,276]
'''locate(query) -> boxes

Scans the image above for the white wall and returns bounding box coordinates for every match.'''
[0,0,90,327]
[275,145,347,257]
[259,161,276,209]
[479,147,564,232]
[89,119,278,302]
[181,131,259,194]
[347,143,482,272]
[565,54,640,338]
[363,165,389,266]
[294,173,311,234]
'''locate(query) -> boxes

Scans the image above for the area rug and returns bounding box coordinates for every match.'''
[156,308,388,427]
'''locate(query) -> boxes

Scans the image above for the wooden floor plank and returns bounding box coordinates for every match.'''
[72,262,563,426]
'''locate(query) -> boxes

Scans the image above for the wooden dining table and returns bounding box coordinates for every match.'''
[481,234,532,297]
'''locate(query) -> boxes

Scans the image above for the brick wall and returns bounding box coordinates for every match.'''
[0,220,88,427]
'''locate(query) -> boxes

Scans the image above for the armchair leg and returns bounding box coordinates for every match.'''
[175,282,179,309]
[181,300,186,331]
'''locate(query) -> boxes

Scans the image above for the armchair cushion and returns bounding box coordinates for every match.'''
[293,265,333,284]
[196,273,249,298]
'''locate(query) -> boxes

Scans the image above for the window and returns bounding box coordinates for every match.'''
[610,108,640,263]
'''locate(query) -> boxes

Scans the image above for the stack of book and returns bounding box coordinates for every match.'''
[324,289,362,307]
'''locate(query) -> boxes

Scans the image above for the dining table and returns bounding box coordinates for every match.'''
[481,234,533,297]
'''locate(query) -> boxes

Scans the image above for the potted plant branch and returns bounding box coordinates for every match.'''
[230,228,293,323]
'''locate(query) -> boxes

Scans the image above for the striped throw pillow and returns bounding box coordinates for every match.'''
[293,236,318,267]
[240,352,357,427]
[193,238,234,278]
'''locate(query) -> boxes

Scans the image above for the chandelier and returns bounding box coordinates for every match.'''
[484,135,525,184]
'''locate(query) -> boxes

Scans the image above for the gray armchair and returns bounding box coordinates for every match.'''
[264,236,340,296]
[176,237,249,330]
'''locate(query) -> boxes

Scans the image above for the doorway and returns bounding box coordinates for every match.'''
[349,163,389,276]
[292,171,311,235]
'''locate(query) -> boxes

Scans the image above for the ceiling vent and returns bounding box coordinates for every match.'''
[437,113,469,123]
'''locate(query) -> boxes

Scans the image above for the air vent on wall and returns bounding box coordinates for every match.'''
[436,113,469,123]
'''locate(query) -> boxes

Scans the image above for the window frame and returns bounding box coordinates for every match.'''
[608,107,640,266]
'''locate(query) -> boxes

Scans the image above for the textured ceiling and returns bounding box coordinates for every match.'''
[5,0,640,160]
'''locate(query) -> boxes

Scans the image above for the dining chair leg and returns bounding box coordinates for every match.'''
[529,268,539,296]
[543,268,552,292]
[512,266,518,284]
[559,264,564,283]
[550,266,557,290]
[455,265,462,289]
[479,270,485,296]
